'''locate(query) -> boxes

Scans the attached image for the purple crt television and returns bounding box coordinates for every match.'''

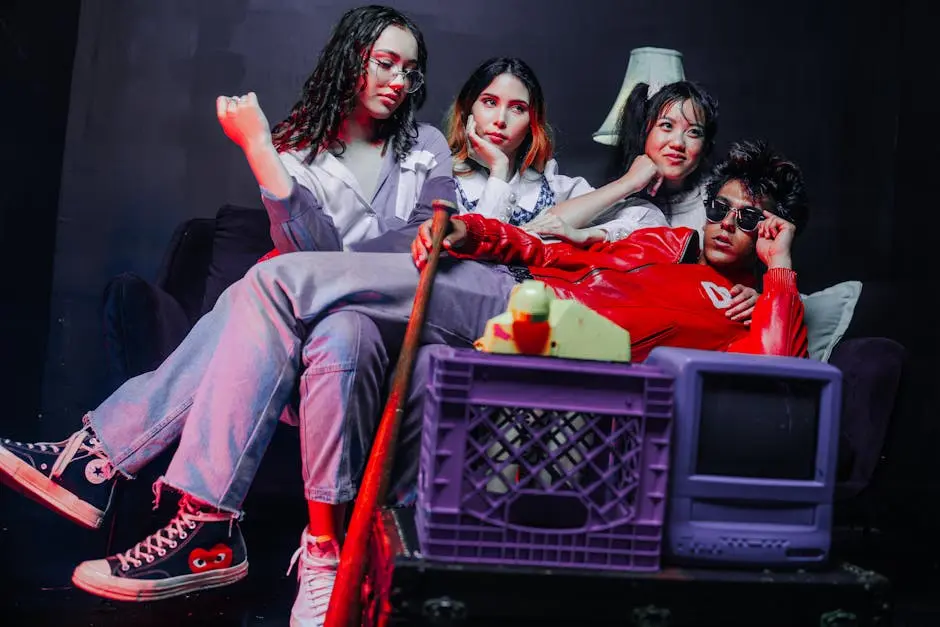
[643,347,842,568]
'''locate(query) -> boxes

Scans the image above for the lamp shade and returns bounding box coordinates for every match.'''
[592,47,686,146]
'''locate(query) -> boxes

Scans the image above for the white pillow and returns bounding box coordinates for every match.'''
[800,281,863,362]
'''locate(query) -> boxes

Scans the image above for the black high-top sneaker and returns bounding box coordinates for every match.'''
[0,422,118,529]
[71,494,249,602]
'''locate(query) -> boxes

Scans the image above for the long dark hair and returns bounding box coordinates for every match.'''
[607,80,719,191]
[271,5,428,164]
[445,57,553,175]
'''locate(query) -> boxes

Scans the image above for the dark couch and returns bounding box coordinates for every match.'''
[100,205,907,529]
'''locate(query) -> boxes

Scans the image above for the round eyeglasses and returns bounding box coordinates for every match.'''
[369,58,424,94]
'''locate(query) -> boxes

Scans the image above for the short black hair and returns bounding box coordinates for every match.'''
[704,140,809,233]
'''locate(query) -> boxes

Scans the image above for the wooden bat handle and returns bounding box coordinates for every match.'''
[325,200,455,627]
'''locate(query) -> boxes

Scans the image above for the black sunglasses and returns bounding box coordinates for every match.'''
[706,198,764,232]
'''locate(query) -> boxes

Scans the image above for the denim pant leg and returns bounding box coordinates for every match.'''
[386,343,443,506]
[89,305,233,477]
[154,252,513,515]
[299,311,389,504]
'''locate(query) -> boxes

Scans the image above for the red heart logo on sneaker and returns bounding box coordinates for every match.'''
[188,544,233,573]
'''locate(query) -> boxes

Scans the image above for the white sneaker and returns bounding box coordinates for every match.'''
[287,528,340,627]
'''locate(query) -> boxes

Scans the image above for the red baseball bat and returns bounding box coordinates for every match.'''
[325,200,455,627]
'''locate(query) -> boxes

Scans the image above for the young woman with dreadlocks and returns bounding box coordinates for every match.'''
[216,5,454,257]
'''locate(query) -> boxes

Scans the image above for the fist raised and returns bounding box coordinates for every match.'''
[755,211,797,269]
[216,92,272,150]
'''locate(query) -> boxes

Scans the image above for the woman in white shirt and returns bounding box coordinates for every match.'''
[216,6,454,256]
[214,7,460,626]
[527,81,718,240]
[527,80,758,322]
[443,57,667,242]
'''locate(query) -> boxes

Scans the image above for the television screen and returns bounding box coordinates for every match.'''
[695,374,822,480]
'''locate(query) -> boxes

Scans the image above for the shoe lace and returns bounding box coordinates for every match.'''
[2,438,62,454]
[287,537,339,618]
[48,424,114,481]
[114,496,202,571]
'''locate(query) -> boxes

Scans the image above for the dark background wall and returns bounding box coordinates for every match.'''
[0,0,80,438]
[1,0,936,596]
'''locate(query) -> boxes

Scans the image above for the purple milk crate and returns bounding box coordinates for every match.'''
[416,346,674,572]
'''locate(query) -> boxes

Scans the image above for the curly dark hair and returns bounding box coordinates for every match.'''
[271,5,427,164]
[703,140,809,233]
[607,80,719,190]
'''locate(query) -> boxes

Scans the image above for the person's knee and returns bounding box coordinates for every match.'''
[230,256,299,309]
[242,256,282,288]
[303,311,388,372]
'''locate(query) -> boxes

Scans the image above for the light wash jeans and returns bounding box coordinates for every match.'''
[288,310,441,506]
[90,252,515,515]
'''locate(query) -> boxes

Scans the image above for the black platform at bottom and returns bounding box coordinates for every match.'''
[367,509,892,627]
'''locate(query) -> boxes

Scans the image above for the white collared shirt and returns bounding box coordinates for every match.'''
[269,123,452,250]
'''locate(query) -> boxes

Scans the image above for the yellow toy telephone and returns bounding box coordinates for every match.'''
[474,280,631,362]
